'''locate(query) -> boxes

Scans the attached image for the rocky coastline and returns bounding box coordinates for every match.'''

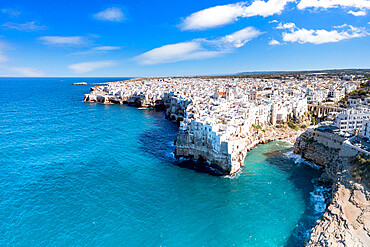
[85,82,308,175]
[294,131,370,246]
[84,80,310,175]
[84,79,369,246]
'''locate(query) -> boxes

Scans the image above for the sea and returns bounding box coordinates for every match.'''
[0,78,330,246]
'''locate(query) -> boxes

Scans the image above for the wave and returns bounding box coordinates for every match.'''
[310,179,332,215]
[284,150,322,170]
[222,170,242,179]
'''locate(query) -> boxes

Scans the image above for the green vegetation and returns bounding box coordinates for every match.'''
[349,153,370,188]
[300,124,307,129]
[349,89,369,97]
[276,124,282,128]
[310,112,317,125]
[287,120,299,131]
[322,98,334,103]
[252,124,262,130]
[339,95,349,107]
[360,82,370,88]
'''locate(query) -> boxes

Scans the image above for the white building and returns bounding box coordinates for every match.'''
[361,119,370,138]
[334,108,370,133]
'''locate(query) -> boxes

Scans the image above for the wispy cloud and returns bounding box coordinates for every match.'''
[69,46,121,56]
[2,21,46,32]
[69,60,117,73]
[93,46,121,51]
[6,66,45,77]
[297,0,370,10]
[39,36,86,46]
[1,9,20,17]
[135,42,220,65]
[348,10,367,16]
[219,26,263,48]
[180,0,294,31]
[94,7,125,22]
[282,23,368,44]
[135,26,261,65]
[0,40,44,76]
[0,41,9,63]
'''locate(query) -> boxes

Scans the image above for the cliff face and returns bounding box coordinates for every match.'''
[306,167,370,247]
[294,131,341,182]
[294,131,370,246]
[176,124,306,175]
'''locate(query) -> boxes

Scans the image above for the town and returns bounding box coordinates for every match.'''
[84,73,370,175]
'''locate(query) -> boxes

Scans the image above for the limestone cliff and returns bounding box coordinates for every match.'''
[176,123,306,175]
[294,131,370,246]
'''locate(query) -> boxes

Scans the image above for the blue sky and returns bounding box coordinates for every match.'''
[0,0,369,77]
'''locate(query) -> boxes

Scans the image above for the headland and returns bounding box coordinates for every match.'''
[83,72,370,245]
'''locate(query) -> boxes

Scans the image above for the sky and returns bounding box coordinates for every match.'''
[0,0,369,77]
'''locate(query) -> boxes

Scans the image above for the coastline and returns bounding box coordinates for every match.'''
[83,79,369,246]
[294,131,370,246]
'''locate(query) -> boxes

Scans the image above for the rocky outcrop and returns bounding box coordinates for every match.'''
[176,123,307,175]
[294,131,341,183]
[294,131,370,246]
[305,162,370,247]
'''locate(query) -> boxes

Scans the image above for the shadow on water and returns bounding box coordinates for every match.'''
[264,148,332,246]
[138,109,224,175]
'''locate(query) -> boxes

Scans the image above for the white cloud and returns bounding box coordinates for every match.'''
[92,46,121,51]
[276,22,296,29]
[180,0,294,30]
[282,23,368,44]
[348,10,367,16]
[69,60,117,73]
[220,26,262,48]
[136,26,261,64]
[269,20,279,23]
[269,39,281,45]
[39,36,85,46]
[1,9,20,17]
[180,3,245,30]
[94,7,125,22]
[297,0,370,10]
[2,21,46,31]
[69,46,121,56]
[243,0,295,17]
[135,42,220,65]
[7,66,45,77]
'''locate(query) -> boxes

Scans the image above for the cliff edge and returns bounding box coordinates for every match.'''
[294,130,370,246]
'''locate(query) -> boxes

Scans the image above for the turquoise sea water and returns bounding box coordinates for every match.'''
[0,78,327,246]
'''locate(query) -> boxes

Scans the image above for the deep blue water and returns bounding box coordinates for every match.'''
[0,78,327,246]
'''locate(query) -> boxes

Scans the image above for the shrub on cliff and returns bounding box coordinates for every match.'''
[252,124,262,130]
[287,120,299,131]
[349,153,370,188]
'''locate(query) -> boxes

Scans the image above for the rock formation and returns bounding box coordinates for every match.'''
[294,131,370,246]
